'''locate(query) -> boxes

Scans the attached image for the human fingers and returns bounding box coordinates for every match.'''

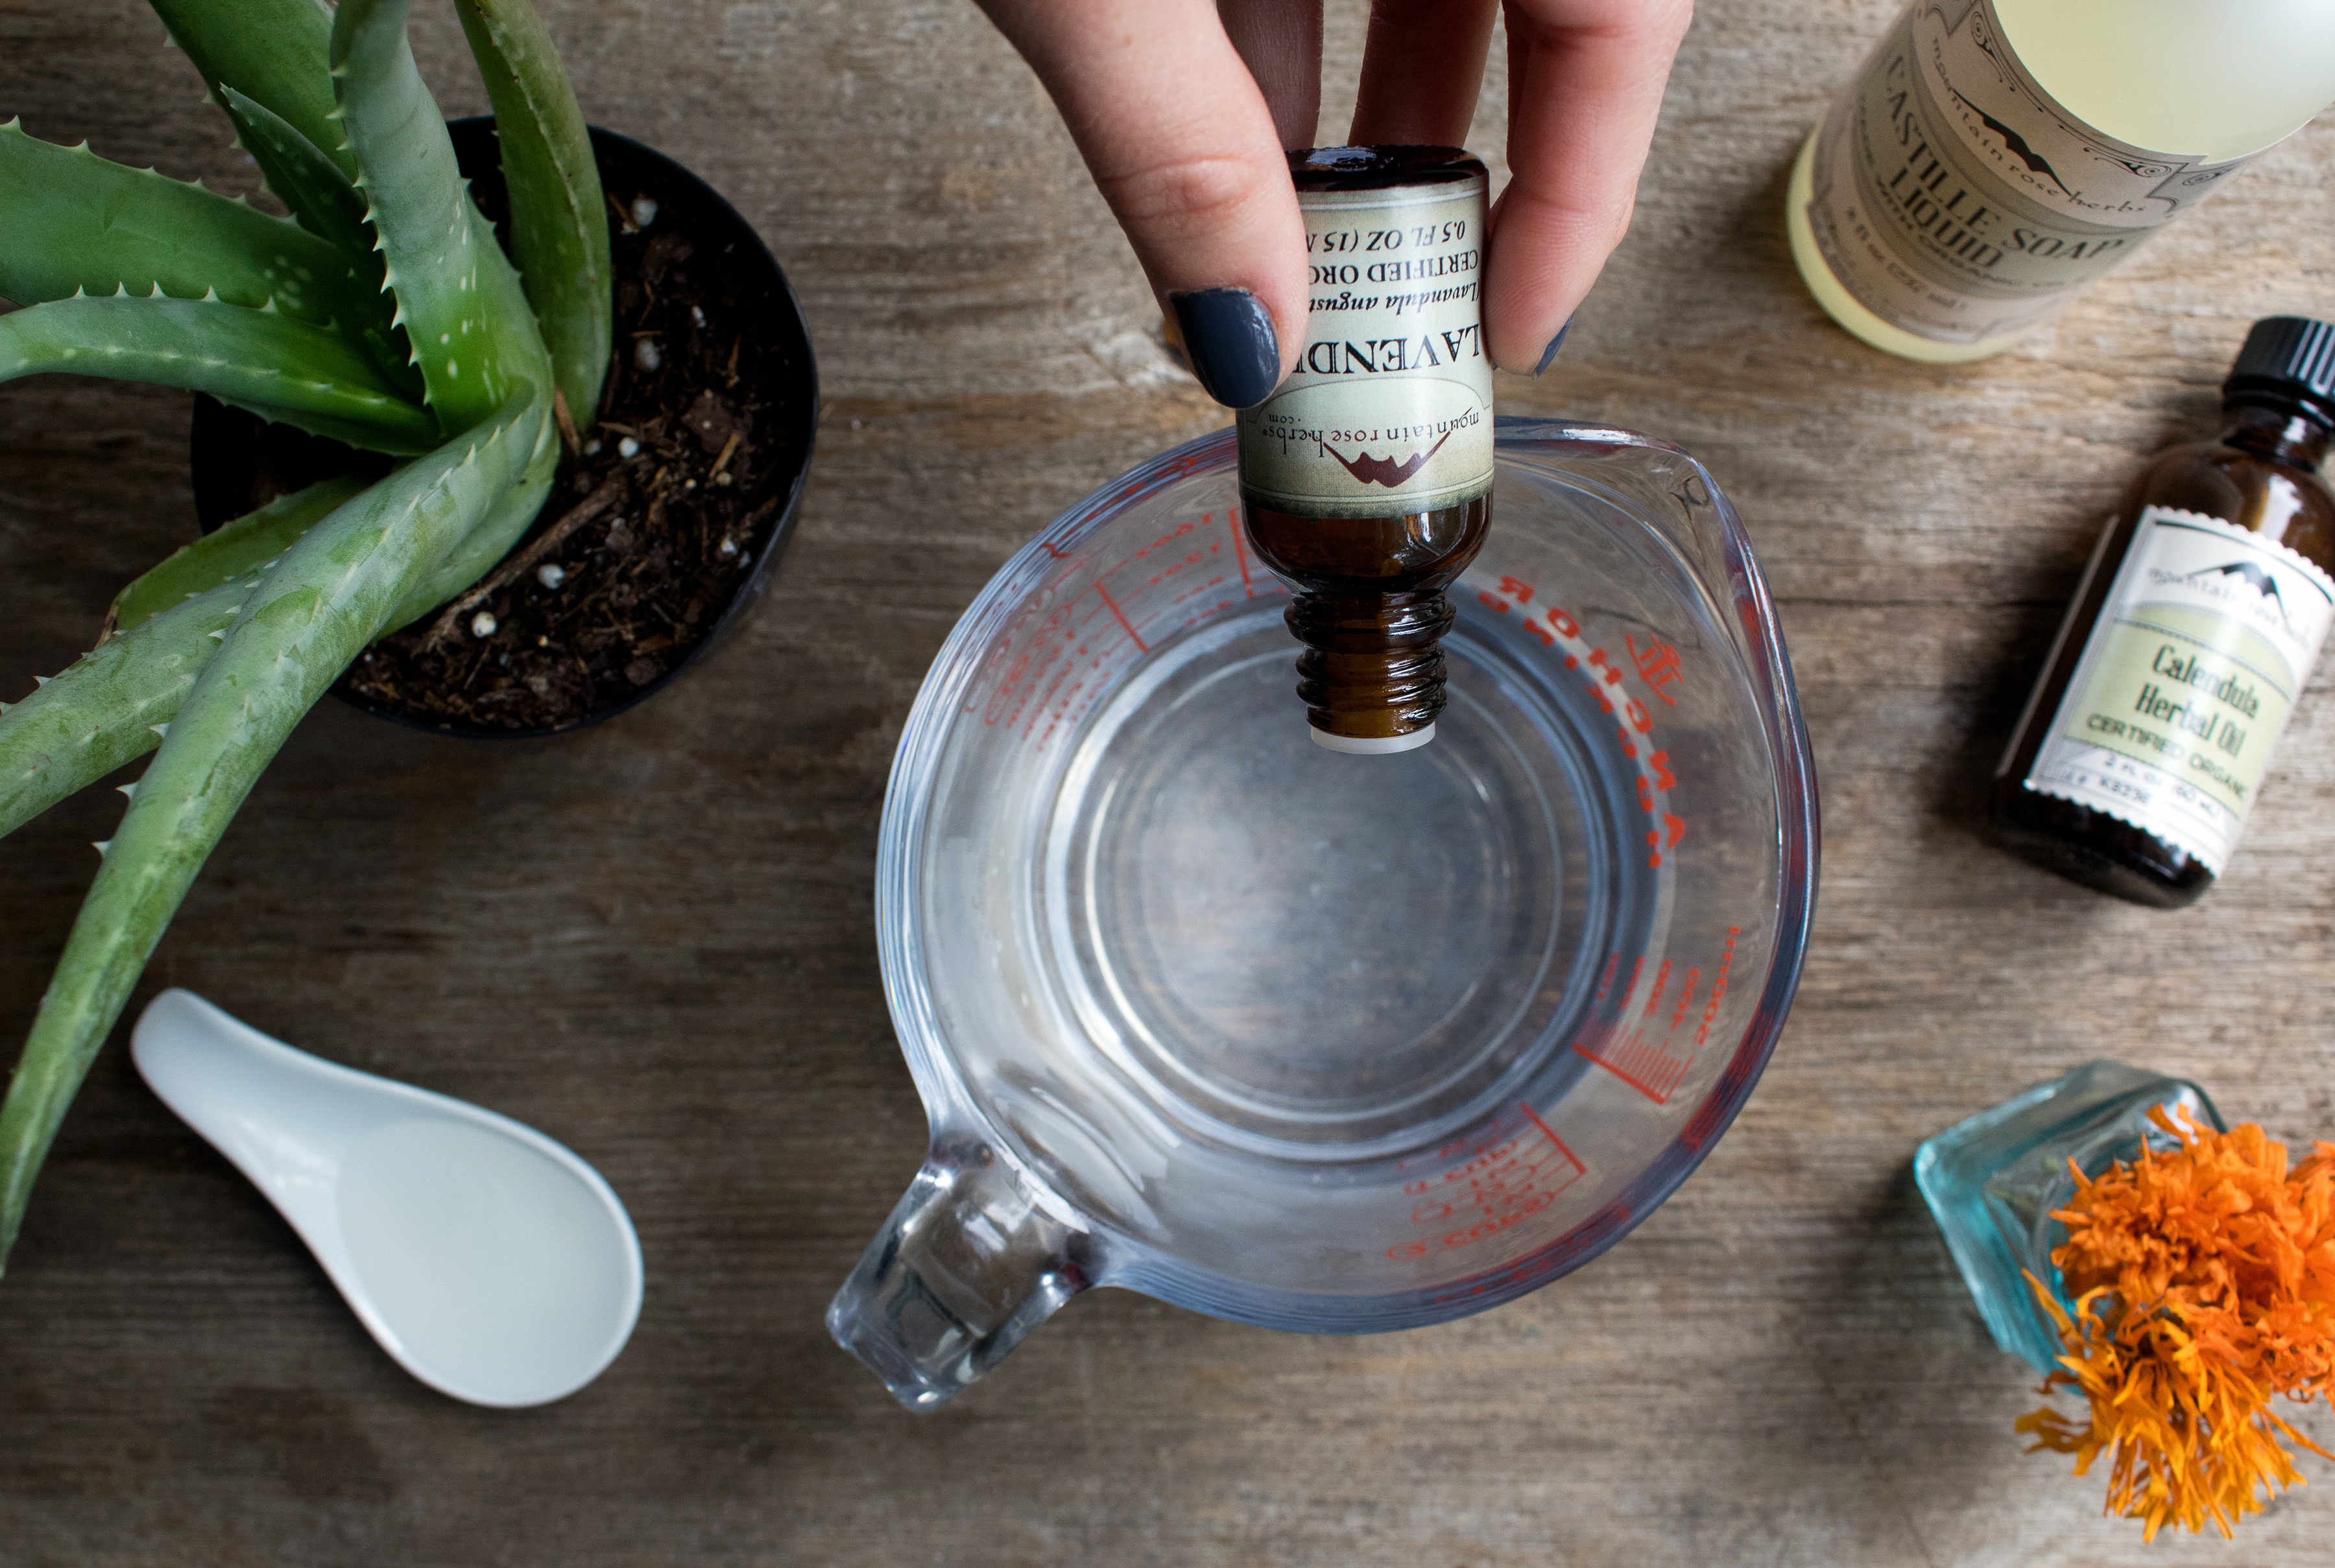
[1217,0,1323,152]
[1487,0,1691,372]
[976,0,1309,407]
[1349,0,1498,147]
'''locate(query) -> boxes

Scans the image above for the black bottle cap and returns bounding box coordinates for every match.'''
[1286,146,1485,191]
[2224,316,2335,423]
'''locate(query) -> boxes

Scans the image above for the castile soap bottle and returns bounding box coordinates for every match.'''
[1236,147,1492,754]
[1787,0,2335,361]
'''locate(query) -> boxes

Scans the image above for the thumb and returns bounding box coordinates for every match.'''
[978,0,1308,407]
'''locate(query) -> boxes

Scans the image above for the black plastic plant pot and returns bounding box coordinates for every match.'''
[189,118,818,738]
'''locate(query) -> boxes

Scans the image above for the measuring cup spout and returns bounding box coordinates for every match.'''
[826,1134,1091,1410]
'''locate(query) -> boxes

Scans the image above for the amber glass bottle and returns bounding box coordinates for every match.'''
[1237,147,1492,754]
[1992,317,2335,906]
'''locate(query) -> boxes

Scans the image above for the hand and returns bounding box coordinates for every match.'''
[973,0,1693,407]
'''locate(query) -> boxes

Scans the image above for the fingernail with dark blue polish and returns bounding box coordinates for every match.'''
[1170,287,1282,409]
[1534,318,1574,377]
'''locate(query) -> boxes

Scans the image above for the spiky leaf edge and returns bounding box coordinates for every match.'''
[0,385,548,1270]
[109,474,372,637]
[0,294,440,454]
[0,582,256,841]
[0,119,371,337]
[147,0,357,183]
[330,0,549,434]
[453,0,612,424]
[213,90,418,397]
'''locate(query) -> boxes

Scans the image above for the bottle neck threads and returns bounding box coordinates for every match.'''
[1284,589,1452,748]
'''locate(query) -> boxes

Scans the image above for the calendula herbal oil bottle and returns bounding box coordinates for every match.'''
[1237,147,1492,755]
[1992,317,2335,906]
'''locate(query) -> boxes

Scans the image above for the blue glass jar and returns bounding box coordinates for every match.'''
[1913,1061,2224,1372]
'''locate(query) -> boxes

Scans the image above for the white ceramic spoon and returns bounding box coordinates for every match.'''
[132,988,643,1408]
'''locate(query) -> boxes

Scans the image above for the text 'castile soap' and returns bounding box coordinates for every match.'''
[1787,0,2335,362]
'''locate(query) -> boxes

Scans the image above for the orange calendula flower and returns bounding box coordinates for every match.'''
[2018,1106,2335,1539]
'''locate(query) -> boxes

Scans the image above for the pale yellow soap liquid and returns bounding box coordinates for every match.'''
[1789,0,2335,361]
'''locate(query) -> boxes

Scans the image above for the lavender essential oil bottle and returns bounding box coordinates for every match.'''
[1236,147,1493,755]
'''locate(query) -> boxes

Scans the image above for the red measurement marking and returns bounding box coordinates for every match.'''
[1421,1197,1638,1307]
[1515,1100,1583,1178]
[1574,1025,1692,1106]
[970,508,1297,755]
[1690,927,1740,1047]
[1627,632,1681,706]
[1668,968,1701,1032]
[1167,569,1231,611]
[1641,958,1672,1019]
[1593,951,1620,1004]
[1643,811,1685,868]
[1471,574,1688,868]
[1094,581,1148,653]
[1385,1104,1587,1261]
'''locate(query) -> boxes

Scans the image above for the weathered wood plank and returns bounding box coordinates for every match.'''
[5,1,2335,1563]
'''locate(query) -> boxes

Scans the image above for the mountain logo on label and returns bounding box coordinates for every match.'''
[1949,88,2072,197]
[1327,430,1452,488]
[2183,560,2295,634]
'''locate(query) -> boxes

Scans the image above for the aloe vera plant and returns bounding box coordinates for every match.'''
[0,0,614,1270]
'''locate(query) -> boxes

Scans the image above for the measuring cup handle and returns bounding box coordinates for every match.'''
[826,1134,1092,1410]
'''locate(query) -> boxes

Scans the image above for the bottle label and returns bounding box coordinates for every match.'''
[1236,174,1494,517]
[2026,506,2335,874]
[1804,0,2265,344]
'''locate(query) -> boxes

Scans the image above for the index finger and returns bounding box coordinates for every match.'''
[1485,0,1691,372]
[977,0,1311,405]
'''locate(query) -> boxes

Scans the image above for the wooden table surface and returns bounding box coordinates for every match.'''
[6,2,2334,1563]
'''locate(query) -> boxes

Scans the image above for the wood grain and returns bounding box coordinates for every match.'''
[5,2,2335,1563]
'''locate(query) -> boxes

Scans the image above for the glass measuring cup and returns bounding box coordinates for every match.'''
[829,419,1819,1408]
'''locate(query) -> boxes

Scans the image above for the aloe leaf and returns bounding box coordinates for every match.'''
[0,387,547,1270]
[331,0,550,434]
[211,89,371,259]
[9,455,539,838]
[110,475,371,637]
[0,581,257,842]
[0,119,370,336]
[147,0,355,182]
[453,0,612,423]
[210,88,423,401]
[0,294,439,454]
[387,422,557,628]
